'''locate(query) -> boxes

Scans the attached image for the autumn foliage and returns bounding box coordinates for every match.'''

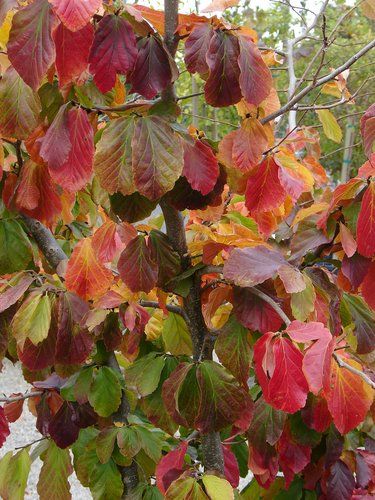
[0,0,374,499]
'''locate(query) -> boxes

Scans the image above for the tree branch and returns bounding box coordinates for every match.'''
[262,38,375,124]
[139,300,187,319]
[0,391,43,403]
[333,354,375,389]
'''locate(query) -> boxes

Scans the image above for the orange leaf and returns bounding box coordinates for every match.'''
[65,238,113,301]
[324,358,373,434]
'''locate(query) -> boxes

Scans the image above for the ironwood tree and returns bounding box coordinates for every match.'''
[0,0,374,498]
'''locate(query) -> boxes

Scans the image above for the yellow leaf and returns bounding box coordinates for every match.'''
[321,81,342,98]
[316,109,343,143]
[145,309,163,341]
[11,293,51,348]
[0,11,13,47]
[292,202,329,226]
[202,475,234,500]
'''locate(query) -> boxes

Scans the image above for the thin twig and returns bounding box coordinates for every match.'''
[15,437,47,450]
[0,391,43,403]
[249,288,291,326]
[333,353,375,389]
[177,91,205,101]
[139,300,188,322]
[320,141,362,159]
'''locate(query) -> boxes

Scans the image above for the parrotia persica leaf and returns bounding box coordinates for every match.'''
[162,360,253,433]
[0,275,34,314]
[37,440,73,500]
[223,245,286,287]
[237,35,272,106]
[0,407,10,448]
[48,107,94,192]
[324,358,374,434]
[202,475,234,500]
[156,441,188,494]
[129,35,178,99]
[0,219,32,275]
[91,219,123,263]
[327,460,355,500]
[88,366,122,417]
[118,235,158,293]
[204,30,241,107]
[360,103,375,158]
[161,312,193,356]
[182,138,219,195]
[233,286,283,333]
[286,321,333,395]
[65,238,113,301]
[49,0,101,31]
[53,21,94,87]
[254,332,309,413]
[0,449,31,499]
[89,15,137,93]
[39,103,71,170]
[218,118,269,173]
[215,314,252,386]
[245,156,286,214]
[148,229,181,287]
[0,67,41,140]
[247,396,287,448]
[357,181,375,257]
[316,109,343,143]
[342,293,375,354]
[165,475,206,500]
[184,23,213,74]
[126,352,165,397]
[7,0,57,90]
[95,116,184,200]
[11,292,52,349]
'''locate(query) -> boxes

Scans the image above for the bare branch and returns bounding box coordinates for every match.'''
[320,141,362,159]
[0,391,43,403]
[262,38,375,124]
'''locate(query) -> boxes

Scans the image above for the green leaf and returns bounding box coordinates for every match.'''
[162,312,193,356]
[72,428,99,487]
[166,476,206,499]
[291,274,315,321]
[89,459,123,500]
[37,441,72,500]
[0,449,31,500]
[0,219,33,275]
[202,475,234,499]
[88,366,122,417]
[11,292,52,347]
[126,353,165,397]
[248,396,287,448]
[215,315,252,385]
[96,428,119,464]
[134,426,163,463]
[116,427,141,458]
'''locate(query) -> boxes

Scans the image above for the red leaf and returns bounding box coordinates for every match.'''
[54,22,94,87]
[223,445,240,488]
[324,358,373,434]
[49,0,101,31]
[118,235,158,293]
[0,274,34,314]
[182,139,219,195]
[360,103,375,158]
[204,30,241,107]
[184,23,213,74]
[18,331,56,371]
[39,103,71,170]
[89,15,137,93]
[286,320,333,394]
[129,35,177,99]
[48,402,80,448]
[341,254,370,289]
[361,261,375,310]
[8,0,57,90]
[4,396,24,423]
[223,245,286,287]
[301,395,332,433]
[245,156,286,214]
[247,443,278,489]
[238,35,272,106]
[254,332,309,413]
[48,107,94,192]
[357,181,375,257]
[233,286,283,333]
[156,442,188,494]
[277,425,311,488]
[92,220,123,263]
[0,407,10,448]
[55,293,93,365]
[65,238,113,301]
[339,222,357,258]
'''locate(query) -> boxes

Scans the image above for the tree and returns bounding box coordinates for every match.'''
[0,0,374,498]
